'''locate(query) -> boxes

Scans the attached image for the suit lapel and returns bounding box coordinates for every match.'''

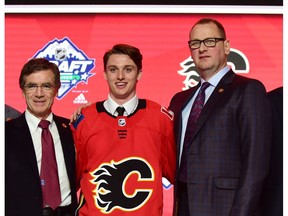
[180,83,200,112]
[53,115,73,181]
[172,83,201,164]
[15,115,40,181]
[192,70,235,139]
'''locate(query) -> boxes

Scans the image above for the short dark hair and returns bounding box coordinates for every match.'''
[103,44,143,71]
[19,58,61,90]
[191,18,226,39]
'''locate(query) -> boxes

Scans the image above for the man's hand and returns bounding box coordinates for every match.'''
[70,102,92,124]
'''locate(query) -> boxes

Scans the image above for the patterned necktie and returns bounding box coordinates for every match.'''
[178,82,210,182]
[116,106,125,116]
[39,120,61,209]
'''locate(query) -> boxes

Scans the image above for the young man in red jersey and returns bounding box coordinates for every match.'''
[71,44,176,216]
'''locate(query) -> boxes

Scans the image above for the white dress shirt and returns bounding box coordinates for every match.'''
[25,110,71,206]
[179,66,231,164]
[103,94,139,116]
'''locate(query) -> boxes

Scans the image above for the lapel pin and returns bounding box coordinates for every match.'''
[62,123,67,128]
[218,88,224,93]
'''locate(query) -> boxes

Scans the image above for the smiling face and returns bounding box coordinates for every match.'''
[22,69,58,119]
[104,54,142,105]
[189,22,230,80]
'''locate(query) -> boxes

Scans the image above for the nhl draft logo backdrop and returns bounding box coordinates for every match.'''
[32,37,95,99]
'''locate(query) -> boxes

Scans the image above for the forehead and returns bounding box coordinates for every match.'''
[25,70,54,82]
[107,54,135,67]
[190,23,220,39]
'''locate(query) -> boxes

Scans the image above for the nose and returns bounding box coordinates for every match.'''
[199,41,208,52]
[117,71,125,80]
[35,86,44,95]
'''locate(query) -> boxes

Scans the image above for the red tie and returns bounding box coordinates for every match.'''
[39,120,61,209]
[178,82,210,182]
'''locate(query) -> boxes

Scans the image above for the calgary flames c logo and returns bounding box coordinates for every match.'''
[90,157,154,214]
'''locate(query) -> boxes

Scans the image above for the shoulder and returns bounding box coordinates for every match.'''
[267,87,283,111]
[169,88,194,113]
[171,88,193,100]
[268,86,283,98]
[231,74,267,93]
[71,102,99,129]
[53,114,70,124]
[223,70,265,88]
[144,99,174,121]
[5,115,30,142]
[53,114,71,130]
[5,114,26,129]
[234,74,265,86]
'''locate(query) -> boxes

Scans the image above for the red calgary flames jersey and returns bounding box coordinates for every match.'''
[71,99,176,216]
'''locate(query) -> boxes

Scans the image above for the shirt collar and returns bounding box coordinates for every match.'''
[202,65,230,87]
[106,94,139,116]
[25,109,53,132]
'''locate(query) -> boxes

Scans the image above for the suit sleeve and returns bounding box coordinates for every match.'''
[160,107,176,184]
[70,113,86,190]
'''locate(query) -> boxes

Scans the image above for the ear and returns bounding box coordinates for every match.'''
[224,39,230,55]
[104,71,108,80]
[54,88,59,97]
[137,70,142,80]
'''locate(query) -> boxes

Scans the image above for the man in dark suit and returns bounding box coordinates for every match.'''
[5,58,77,216]
[256,86,283,216]
[169,18,272,216]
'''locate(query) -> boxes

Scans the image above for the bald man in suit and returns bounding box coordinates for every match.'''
[169,18,272,216]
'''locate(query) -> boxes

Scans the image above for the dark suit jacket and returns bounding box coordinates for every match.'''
[256,87,283,216]
[169,70,272,216]
[5,113,77,216]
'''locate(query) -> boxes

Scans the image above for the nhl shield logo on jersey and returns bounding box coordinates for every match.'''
[118,118,126,127]
[32,37,95,99]
[90,157,154,213]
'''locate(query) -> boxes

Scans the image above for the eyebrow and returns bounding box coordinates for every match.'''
[25,82,53,85]
[107,65,135,69]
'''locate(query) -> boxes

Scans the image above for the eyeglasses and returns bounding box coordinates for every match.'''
[23,83,55,92]
[188,38,225,50]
